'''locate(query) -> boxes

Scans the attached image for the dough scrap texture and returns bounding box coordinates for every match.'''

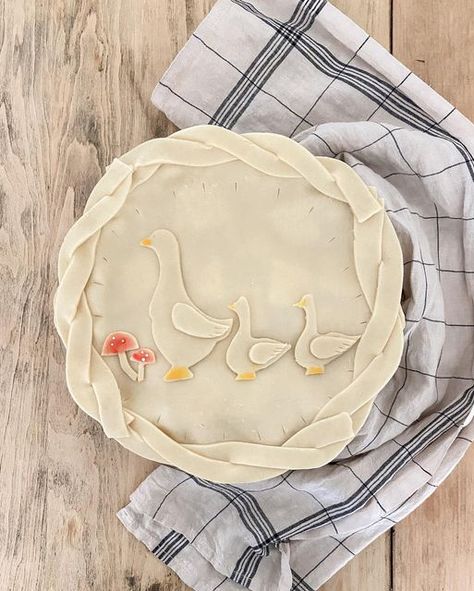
[54,125,405,483]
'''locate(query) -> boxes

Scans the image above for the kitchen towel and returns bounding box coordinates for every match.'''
[118,1,474,589]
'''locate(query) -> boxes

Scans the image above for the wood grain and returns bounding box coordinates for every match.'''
[392,2,474,590]
[393,447,474,591]
[331,0,391,48]
[393,0,474,120]
[0,2,187,590]
[0,0,472,590]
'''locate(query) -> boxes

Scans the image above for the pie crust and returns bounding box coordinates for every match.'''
[54,126,405,483]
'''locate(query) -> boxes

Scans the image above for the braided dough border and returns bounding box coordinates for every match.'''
[54,126,404,483]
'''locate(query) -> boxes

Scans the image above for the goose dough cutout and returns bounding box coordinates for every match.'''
[140,229,233,382]
[54,125,405,484]
[294,294,360,375]
[227,296,291,380]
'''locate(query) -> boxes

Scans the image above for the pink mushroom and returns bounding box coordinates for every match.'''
[131,348,156,382]
[102,331,139,381]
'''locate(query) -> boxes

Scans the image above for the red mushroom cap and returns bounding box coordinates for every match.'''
[102,331,139,356]
[131,348,156,365]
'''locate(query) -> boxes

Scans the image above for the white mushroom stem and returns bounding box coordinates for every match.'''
[118,352,138,380]
[137,364,145,382]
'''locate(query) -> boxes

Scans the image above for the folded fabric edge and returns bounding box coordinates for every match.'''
[117,503,245,590]
[123,468,255,582]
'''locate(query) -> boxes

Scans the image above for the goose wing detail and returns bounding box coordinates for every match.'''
[172,303,232,339]
[249,341,291,365]
[310,333,359,359]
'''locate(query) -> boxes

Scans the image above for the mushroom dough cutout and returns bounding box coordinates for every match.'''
[294,294,360,375]
[140,229,233,382]
[226,296,291,381]
[102,331,139,380]
[131,348,156,382]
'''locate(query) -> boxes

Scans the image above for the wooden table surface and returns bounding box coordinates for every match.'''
[1,1,473,590]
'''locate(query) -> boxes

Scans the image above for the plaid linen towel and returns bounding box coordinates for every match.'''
[118,1,474,589]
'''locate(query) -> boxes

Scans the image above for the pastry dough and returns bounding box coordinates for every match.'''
[54,125,405,483]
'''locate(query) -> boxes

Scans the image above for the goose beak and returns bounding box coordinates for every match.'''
[228,303,236,311]
[140,238,152,247]
[293,298,306,308]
